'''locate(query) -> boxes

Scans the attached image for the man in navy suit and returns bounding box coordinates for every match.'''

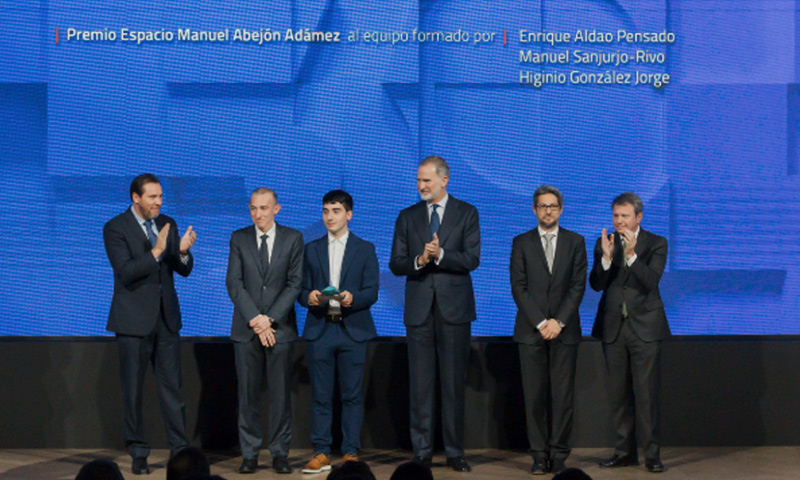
[389,156,480,472]
[103,173,196,475]
[226,187,304,475]
[298,190,379,473]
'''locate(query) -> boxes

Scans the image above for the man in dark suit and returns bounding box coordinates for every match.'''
[298,190,379,473]
[103,173,197,475]
[389,155,480,472]
[590,192,670,474]
[226,187,304,475]
[510,185,587,475]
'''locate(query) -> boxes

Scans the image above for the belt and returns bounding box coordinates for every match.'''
[326,313,343,323]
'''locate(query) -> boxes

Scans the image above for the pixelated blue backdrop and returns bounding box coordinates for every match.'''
[1,0,799,336]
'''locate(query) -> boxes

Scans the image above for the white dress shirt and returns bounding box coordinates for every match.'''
[328,230,349,308]
[255,222,277,264]
[536,226,561,330]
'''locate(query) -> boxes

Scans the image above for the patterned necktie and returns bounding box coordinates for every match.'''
[543,233,555,273]
[260,234,270,273]
[144,220,157,247]
[430,204,440,239]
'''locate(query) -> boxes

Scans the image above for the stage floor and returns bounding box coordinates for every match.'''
[0,447,796,479]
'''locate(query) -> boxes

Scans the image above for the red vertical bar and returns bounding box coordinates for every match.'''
[503,29,507,46]
[56,27,59,44]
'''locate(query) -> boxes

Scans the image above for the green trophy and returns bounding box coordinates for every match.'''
[318,285,344,302]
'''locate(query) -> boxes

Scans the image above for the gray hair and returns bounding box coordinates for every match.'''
[251,187,278,203]
[419,155,450,178]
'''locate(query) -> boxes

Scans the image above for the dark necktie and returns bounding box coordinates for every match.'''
[144,220,157,247]
[260,234,270,273]
[430,204,440,239]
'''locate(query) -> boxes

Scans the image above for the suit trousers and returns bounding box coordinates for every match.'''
[116,308,187,459]
[306,322,367,455]
[234,336,293,459]
[406,297,472,458]
[603,319,662,461]
[519,339,578,461]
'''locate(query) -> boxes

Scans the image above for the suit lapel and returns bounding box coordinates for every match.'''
[635,229,648,259]
[244,226,264,277]
[411,202,430,244]
[550,231,568,278]
[125,209,151,245]
[436,197,458,246]
[339,234,358,285]
[318,235,331,286]
[266,225,287,282]
[529,230,551,275]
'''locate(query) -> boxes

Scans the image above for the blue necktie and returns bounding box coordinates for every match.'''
[144,220,158,247]
[430,204,440,239]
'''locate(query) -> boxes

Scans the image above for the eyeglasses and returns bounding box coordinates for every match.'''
[535,204,560,212]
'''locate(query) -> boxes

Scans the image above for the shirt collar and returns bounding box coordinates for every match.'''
[428,193,449,210]
[538,225,559,237]
[130,205,156,226]
[256,222,277,239]
[328,230,350,245]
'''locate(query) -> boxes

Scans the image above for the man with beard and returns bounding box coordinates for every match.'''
[389,155,480,472]
[103,173,197,475]
[510,185,587,475]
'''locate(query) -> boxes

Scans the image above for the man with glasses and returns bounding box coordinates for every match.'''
[510,185,587,475]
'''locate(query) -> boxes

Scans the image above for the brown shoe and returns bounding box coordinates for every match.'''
[342,453,359,463]
[302,453,332,474]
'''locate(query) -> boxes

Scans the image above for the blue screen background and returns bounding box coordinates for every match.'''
[2,0,799,336]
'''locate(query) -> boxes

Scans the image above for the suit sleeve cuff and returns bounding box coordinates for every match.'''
[601,257,612,270]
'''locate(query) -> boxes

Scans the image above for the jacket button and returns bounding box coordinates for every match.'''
[262,286,267,290]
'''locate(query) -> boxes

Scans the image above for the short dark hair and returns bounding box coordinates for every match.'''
[251,187,278,203]
[75,459,124,480]
[167,447,210,480]
[533,185,564,207]
[419,155,450,178]
[612,192,644,215]
[129,173,160,200]
[322,189,353,211]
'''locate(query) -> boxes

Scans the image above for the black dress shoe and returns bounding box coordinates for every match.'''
[272,455,293,474]
[239,457,258,474]
[530,459,549,475]
[131,457,150,475]
[646,459,665,473]
[551,459,566,474]
[412,456,432,467]
[599,454,639,468]
[446,456,472,472]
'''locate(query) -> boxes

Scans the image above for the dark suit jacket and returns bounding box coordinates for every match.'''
[510,227,587,345]
[226,223,304,344]
[104,209,193,336]
[389,195,480,325]
[589,228,670,343]
[298,232,379,342]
